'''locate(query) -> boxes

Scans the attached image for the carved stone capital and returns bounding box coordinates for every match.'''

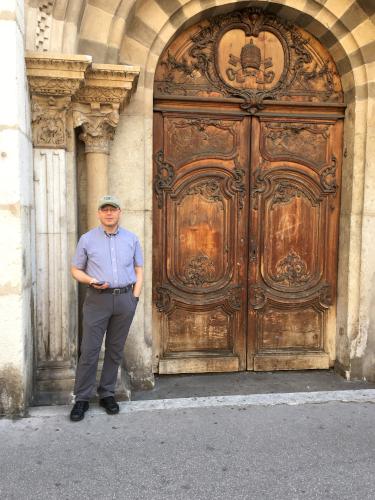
[31,95,70,148]
[26,52,92,148]
[72,63,140,154]
[72,106,120,154]
[73,63,140,111]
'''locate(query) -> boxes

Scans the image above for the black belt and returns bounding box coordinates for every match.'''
[92,285,132,295]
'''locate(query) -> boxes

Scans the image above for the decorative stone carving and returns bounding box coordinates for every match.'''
[35,1,54,51]
[26,53,90,96]
[72,64,140,154]
[73,64,140,111]
[31,95,69,148]
[72,108,120,154]
[26,53,91,148]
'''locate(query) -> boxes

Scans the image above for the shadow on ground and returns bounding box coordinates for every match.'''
[132,369,375,400]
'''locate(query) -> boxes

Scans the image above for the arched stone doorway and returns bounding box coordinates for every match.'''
[152,8,345,374]
[15,0,374,413]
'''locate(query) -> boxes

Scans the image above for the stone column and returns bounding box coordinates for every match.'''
[73,64,140,399]
[73,64,139,229]
[26,53,91,404]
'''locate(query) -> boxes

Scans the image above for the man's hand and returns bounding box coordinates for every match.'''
[71,266,110,288]
[133,266,144,298]
[89,279,110,290]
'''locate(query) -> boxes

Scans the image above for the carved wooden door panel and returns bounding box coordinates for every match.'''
[153,111,249,373]
[153,7,344,374]
[248,114,343,370]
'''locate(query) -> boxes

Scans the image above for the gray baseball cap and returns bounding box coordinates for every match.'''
[98,195,121,210]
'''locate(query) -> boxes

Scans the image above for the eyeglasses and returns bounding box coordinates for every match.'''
[99,207,119,213]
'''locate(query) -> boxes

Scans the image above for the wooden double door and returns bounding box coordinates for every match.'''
[152,7,344,374]
[153,101,343,373]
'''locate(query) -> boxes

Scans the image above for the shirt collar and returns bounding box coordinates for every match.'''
[100,225,120,237]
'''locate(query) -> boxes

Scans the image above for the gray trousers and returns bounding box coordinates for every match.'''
[74,288,138,401]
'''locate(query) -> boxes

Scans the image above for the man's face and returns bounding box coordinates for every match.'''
[97,205,121,227]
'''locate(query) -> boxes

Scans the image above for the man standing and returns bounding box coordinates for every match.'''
[70,195,143,421]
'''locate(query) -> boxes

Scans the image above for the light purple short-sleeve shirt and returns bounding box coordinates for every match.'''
[72,226,143,287]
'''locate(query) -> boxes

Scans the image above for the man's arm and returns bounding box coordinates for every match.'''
[133,266,143,298]
[71,266,109,289]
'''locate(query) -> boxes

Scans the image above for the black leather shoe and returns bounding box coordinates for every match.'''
[99,396,120,415]
[70,401,89,422]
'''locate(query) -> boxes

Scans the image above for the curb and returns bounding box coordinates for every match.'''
[28,389,375,418]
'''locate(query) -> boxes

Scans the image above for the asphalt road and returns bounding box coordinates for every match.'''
[1,399,375,499]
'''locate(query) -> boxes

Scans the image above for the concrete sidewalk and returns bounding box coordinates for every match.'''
[1,389,375,500]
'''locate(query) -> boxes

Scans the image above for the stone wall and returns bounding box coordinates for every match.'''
[0,0,34,416]
[15,0,375,408]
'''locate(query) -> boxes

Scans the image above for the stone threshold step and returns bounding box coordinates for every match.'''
[28,389,375,418]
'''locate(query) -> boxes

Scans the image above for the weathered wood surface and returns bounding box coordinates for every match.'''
[153,8,344,373]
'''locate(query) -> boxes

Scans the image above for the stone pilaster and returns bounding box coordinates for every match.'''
[26,53,91,404]
[72,63,139,230]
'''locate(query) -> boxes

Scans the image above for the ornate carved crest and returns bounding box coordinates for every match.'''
[272,250,310,286]
[155,8,342,107]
